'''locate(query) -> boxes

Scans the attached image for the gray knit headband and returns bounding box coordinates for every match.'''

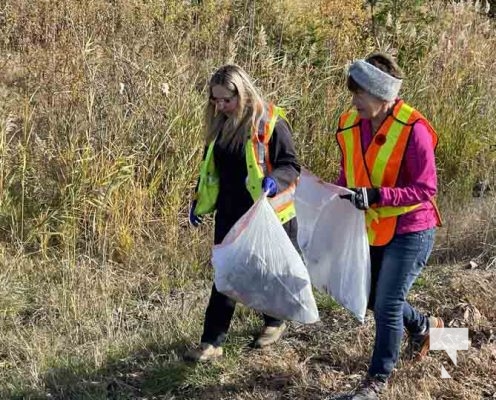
[348,59,402,101]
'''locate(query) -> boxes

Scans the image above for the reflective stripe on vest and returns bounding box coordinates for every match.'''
[194,139,219,215]
[337,100,438,246]
[195,104,296,223]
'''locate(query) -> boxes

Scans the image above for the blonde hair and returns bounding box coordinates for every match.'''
[205,64,265,148]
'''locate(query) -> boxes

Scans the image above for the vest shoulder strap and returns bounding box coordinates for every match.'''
[257,103,284,143]
[393,101,439,149]
[338,110,360,131]
[393,101,431,128]
[393,101,415,124]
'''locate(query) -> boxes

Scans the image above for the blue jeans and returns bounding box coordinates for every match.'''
[368,228,435,379]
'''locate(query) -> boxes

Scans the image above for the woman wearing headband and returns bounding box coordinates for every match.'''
[335,53,443,399]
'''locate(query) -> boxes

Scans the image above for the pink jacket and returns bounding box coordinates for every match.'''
[336,118,439,235]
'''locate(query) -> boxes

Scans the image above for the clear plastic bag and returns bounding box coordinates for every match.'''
[212,195,319,324]
[295,169,371,322]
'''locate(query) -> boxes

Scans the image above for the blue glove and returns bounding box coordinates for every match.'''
[189,201,203,227]
[262,177,278,198]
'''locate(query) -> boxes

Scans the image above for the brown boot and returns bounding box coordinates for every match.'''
[253,322,286,348]
[407,316,444,361]
[184,343,223,362]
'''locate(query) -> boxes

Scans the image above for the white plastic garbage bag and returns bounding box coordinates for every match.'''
[212,195,319,324]
[295,169,371,322]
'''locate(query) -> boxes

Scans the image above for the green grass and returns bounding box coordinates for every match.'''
[314,291,343,314]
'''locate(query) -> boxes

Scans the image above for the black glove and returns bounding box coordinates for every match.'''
[339,187,380,210]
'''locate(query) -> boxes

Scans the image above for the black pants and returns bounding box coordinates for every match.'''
[200,215,300,346]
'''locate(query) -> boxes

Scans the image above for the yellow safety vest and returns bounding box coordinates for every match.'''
[194,103,297,224]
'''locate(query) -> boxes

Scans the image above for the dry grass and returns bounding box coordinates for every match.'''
[3,257,493,399]
[0,0,495,399]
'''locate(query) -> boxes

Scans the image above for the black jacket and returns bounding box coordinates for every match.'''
[211,117,300,245]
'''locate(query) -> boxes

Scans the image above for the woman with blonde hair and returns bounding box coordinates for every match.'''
[186,64,301,361]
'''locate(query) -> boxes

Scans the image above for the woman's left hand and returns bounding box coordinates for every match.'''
[262,177,278,198]
[189,201,203,227]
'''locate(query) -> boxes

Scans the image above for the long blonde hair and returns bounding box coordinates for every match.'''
[205,64,265,148]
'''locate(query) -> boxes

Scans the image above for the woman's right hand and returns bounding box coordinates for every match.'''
[189,201,203,227]
[339,187,380,210]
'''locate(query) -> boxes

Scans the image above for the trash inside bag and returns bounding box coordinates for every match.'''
[295,169,370,322]
[213,195,319,324]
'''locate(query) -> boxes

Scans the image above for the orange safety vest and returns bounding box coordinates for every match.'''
[336,100,441,246]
